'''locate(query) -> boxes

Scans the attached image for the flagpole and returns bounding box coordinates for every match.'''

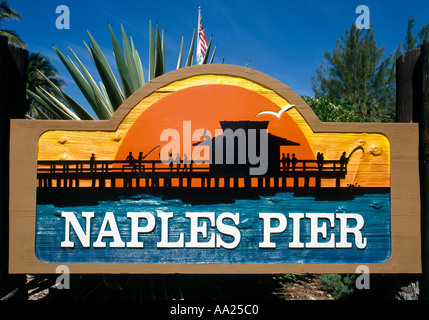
[197,6,201,63]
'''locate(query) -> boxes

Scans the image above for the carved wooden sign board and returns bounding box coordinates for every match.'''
[9,65,421,274]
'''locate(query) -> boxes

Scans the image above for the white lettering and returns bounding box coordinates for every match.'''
[93,212,125,248]
[336,213,367,249]
[185,212,216,248]
[127,212,156,248]
[216,212,241,249]
[288,213,304,248]
[258,213,287,248]
[157,212,185,248]
[306,213,335,248]
[59,211,367,251]
[61,211,94,248]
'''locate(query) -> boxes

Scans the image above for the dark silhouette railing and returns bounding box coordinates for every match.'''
[37,157,348,190]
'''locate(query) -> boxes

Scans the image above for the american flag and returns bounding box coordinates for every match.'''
[196,7,208,65]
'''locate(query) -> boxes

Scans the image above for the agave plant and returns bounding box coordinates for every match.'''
[26,20,216,120]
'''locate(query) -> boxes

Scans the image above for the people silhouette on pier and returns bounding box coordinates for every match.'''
[138,152,145,172]
[291,153,298,171]
[168,153,174,172]
[339,151,348,170]
[90,153,95,172]
[126,152,137,172]
[175,153,181,172]
[183,154,189,172]
[281,153,291,171]
[317,152,324,170]
[38,138,354,195]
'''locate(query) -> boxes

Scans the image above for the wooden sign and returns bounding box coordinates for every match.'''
[9,65,421,274]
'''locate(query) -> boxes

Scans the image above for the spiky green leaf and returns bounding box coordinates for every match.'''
[53,45,98,111]
[121,23,140,91]
[202,35,213,64]
[30,104,50,120]
[149,20,155,81]
[38,87,80,120]
[31,88,74,120]
[36,70,95,120]
[131,35,145,86]
[161,28,165,74]
[99,81,113,109]
[176,35,184,69]
[154,24,164,78]
[87,29,124,108]
[186,28,196,67]
[87,42,123,111]
[67,46,113,117]
[27,89,62,119]
[108,23,134,98]
[209,44,217,64]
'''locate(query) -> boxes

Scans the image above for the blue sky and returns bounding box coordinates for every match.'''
[7,0,429,116]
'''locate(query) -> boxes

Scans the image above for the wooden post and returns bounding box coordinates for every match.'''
[396,48,422,123]
[419,43,429,299]
[395,43,429,299]
[0,36,28,298]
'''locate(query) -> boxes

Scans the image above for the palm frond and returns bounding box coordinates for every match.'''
[0,0,23,22]
[0,29,25,47]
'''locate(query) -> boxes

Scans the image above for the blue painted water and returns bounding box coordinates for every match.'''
[35,192,391,264]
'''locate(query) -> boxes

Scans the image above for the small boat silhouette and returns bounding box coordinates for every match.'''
[370,201,383,209]
[335,206,347,213]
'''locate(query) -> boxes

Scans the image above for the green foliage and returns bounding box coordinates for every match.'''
[418,24,429,45]
[312,24,396,122]
[319,274,356,300]
[404,17,417,52]
[303,96,394,122]
[27,53,65,92]
[0,0,25,47]
[26,53,70,119]
[28,21,216,120]
[404,16,429,50]
[312,18,429,124]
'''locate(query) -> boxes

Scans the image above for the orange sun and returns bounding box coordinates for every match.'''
[115,84,314,164]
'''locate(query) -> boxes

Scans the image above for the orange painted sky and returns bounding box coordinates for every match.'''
[37,77,390,188]
[115,84,314,163]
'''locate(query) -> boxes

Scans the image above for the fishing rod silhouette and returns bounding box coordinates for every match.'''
[125,145,160,172]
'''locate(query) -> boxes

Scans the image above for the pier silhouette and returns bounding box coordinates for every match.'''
[36,151,361,206]
[36,120,382,204]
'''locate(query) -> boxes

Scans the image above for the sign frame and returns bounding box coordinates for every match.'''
[9,64,421,274]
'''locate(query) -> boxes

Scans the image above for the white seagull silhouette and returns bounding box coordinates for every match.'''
[256,104,296,118]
